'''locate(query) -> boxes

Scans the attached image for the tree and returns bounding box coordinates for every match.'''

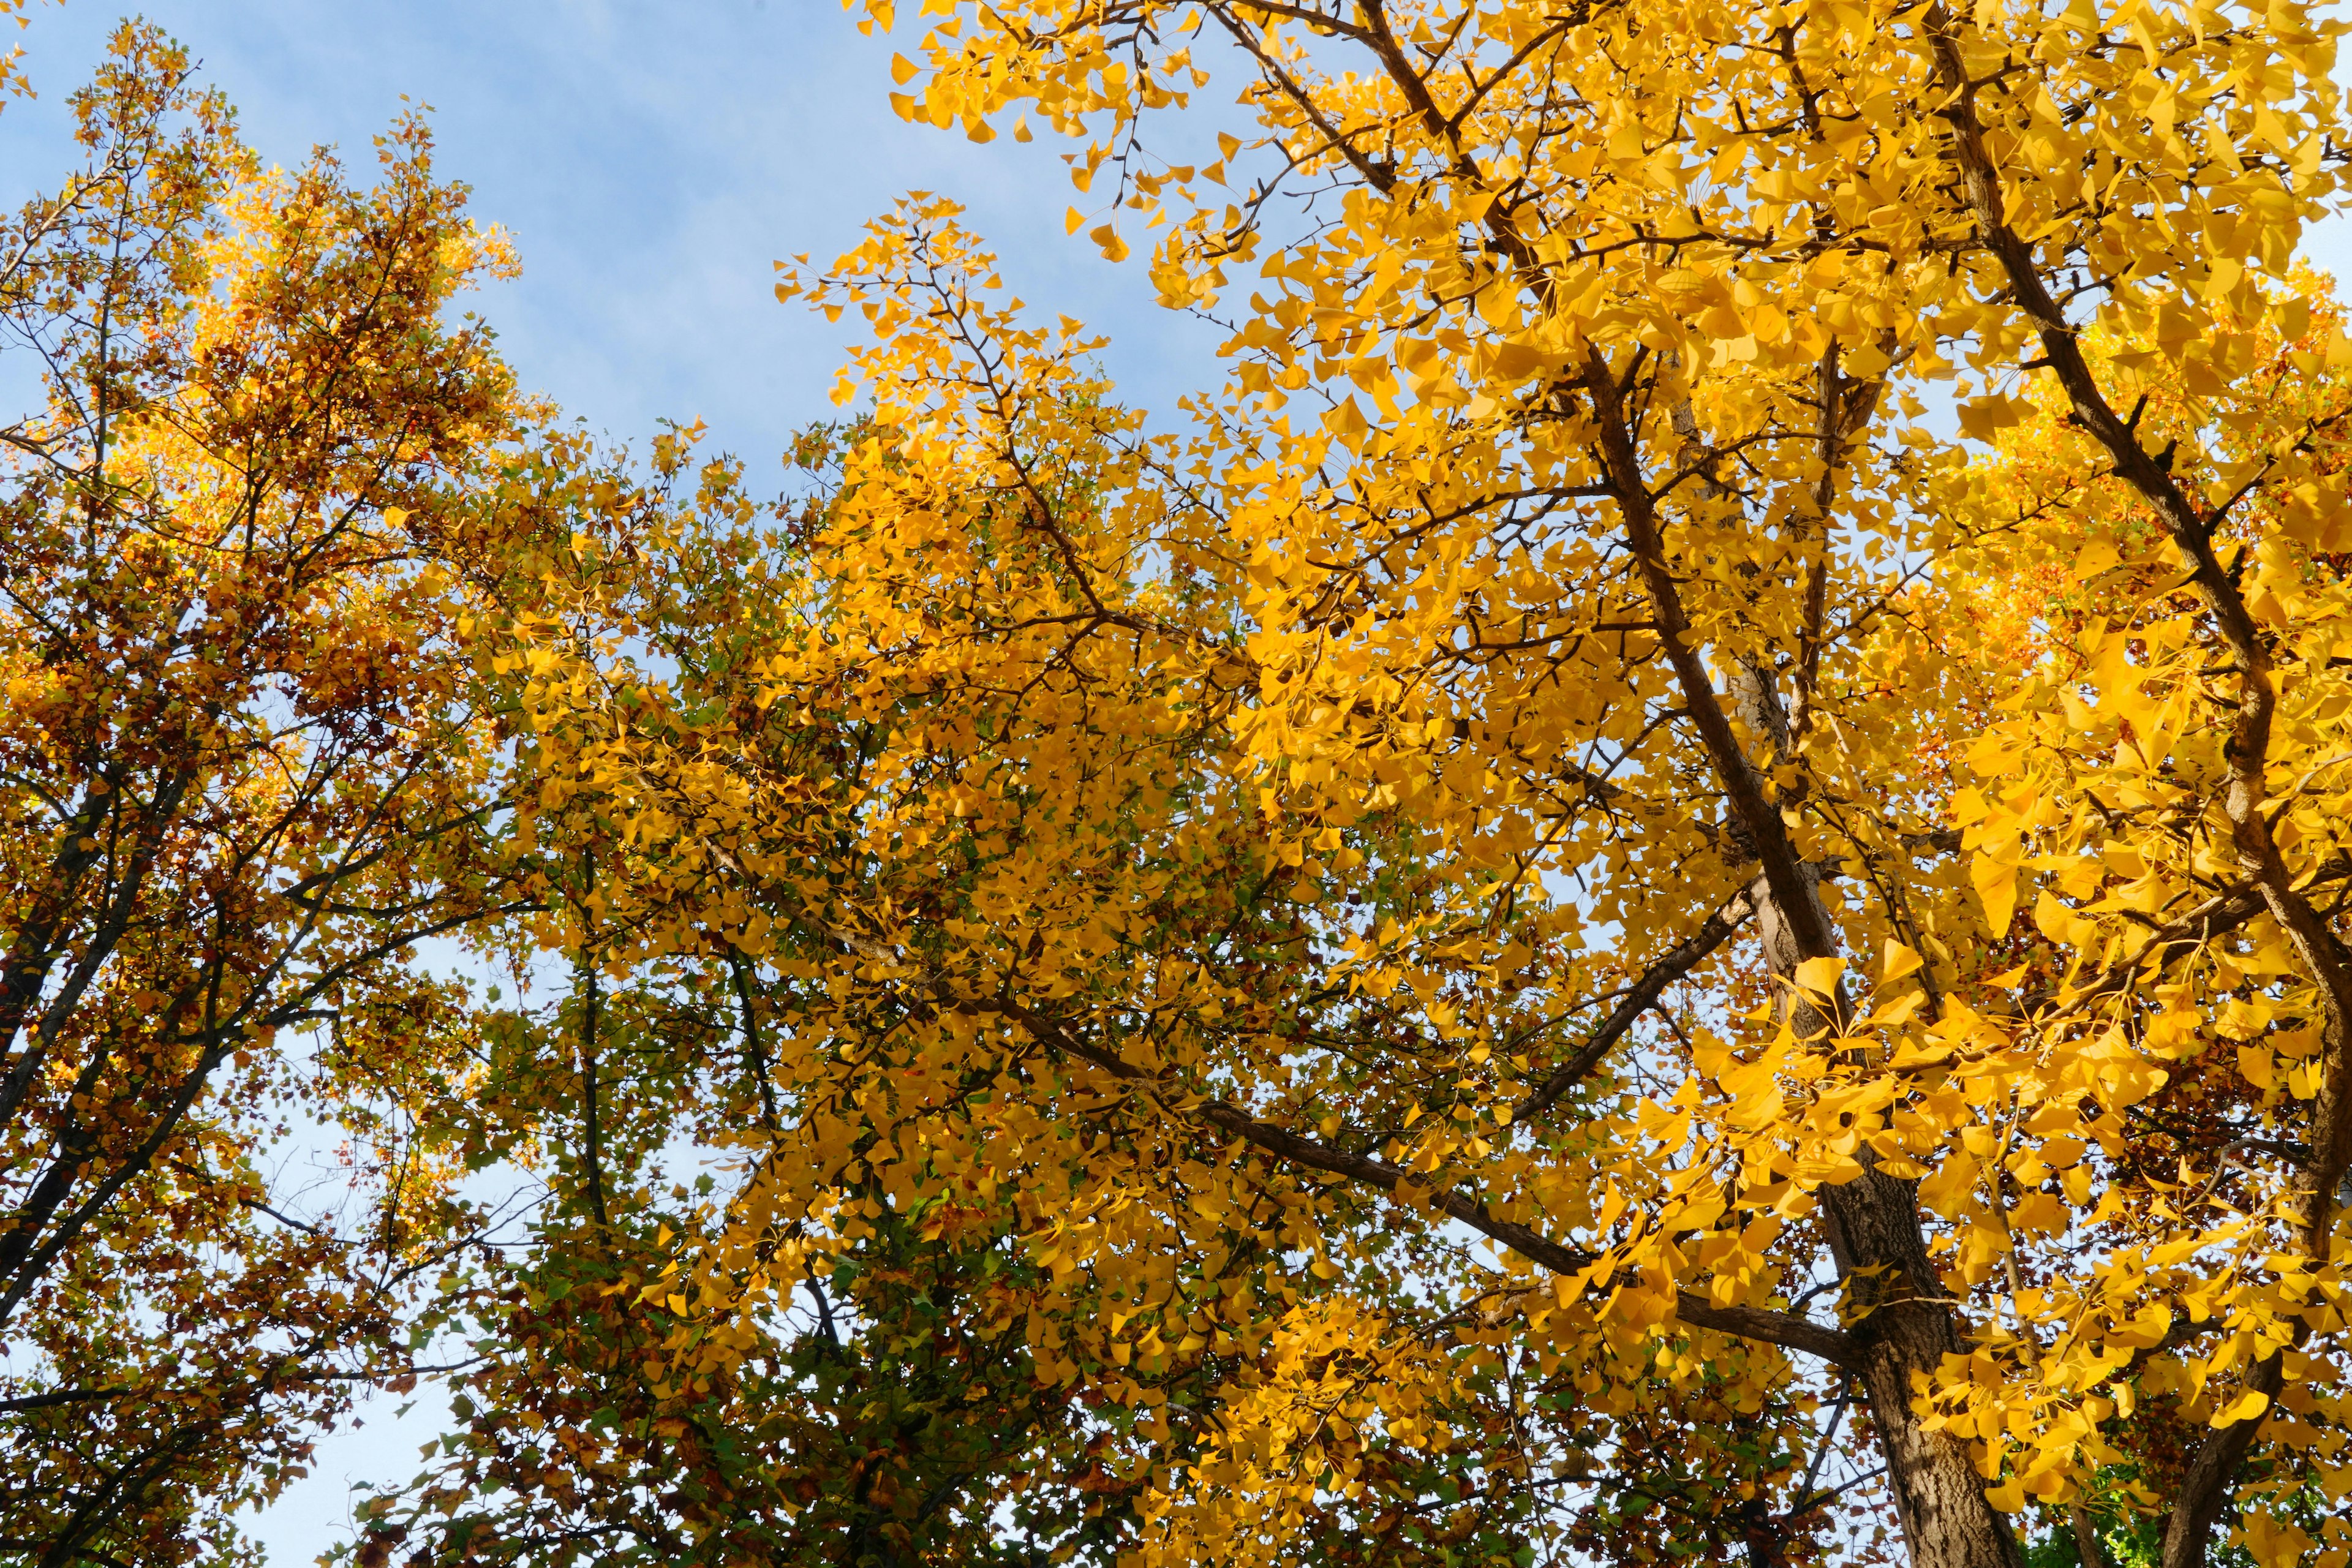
[352,421,1191,1568]
[325,1,2352,1566]
[0,26,556,1564]
[824,0,2352,1558]
[462,200,1915,1568]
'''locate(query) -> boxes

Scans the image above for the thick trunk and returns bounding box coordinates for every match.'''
[2158,1349,2285,1568]
[1755,861,2025,1568]
[1823,1170,2024,1568]
[1736,662,2023,1568]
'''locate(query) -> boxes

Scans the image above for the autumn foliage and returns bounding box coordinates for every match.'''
[0,22,563,1564]
[8,4,2352,1568]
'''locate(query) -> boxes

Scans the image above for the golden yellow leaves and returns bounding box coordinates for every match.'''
[2237,1512,2323,1568]
[437,0,2352,1562]
[0,0,28,103]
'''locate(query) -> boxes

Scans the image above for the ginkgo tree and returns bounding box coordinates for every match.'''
[348,1,2352,1567]
[848,0,2352,1560]
[344,423,1190,1568]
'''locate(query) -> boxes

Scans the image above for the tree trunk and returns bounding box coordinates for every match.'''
[1589,352,2026,1568]
[2074,1501,2107,1567]
[1756,881,2026,1568]
[1736,667,2026,1568]
[1822,1169,2025,1568]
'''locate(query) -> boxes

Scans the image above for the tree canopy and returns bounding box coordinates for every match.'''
[6,4,2352,1568]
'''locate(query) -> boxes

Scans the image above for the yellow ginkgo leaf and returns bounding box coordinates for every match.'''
[2211,1390,2272,1428]
[1087,221,1128,263]
[1793,956,1845,1000]
[1972,853,2019,936]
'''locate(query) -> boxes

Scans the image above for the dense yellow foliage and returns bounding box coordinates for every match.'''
[447,1,2352,1565]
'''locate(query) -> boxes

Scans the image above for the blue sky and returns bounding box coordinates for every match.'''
[6,2,2351,1561]
[4,0,1234,488]
[7,1,2350,491]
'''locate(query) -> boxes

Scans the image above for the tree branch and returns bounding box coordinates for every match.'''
[1511,889,1754,1125]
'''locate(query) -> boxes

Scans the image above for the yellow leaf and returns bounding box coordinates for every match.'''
[1087,222,1129,263]
[2242,1510,2317,1568]
[1958,393,2031,441]
[1972,853,2019,935]
[2072,538,2119,579]
[1793,956,1845,1000]
[2211,1389,2271,1427]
